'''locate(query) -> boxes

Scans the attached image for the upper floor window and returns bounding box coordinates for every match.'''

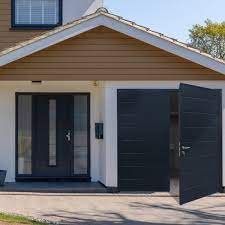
[12,0,62,28]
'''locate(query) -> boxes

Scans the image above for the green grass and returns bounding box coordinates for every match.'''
[0,213,50,225]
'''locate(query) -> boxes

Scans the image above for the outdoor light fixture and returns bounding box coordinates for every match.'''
[31,81,42,84]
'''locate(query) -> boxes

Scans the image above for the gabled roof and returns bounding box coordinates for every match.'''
[0,8,225,74]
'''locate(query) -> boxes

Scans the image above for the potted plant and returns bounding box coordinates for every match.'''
[0,170,7,186]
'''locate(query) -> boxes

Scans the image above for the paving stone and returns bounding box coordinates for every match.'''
[0,192,225,224]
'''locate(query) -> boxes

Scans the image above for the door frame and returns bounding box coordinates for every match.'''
[117,88,223,192]
[15,92,91,181]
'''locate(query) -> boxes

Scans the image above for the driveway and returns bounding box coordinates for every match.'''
[0,192,225,225]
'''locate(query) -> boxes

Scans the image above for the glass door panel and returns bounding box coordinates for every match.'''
[73,95,89,175]
[17,95,32,175]
[48,99,57,166]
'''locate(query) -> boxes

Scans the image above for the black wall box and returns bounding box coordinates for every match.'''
[95,123,103,139]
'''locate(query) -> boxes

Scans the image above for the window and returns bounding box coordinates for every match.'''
[13,0,62,28]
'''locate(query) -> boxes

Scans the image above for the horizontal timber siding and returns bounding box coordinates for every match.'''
[0,0,43,51]
[0,26,224,80]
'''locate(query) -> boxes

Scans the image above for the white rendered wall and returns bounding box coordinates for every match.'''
[98,83,106,184]
[103,81,225,188]
[0,89,15,182]
[63,0,103,24]
[0,81,103,182]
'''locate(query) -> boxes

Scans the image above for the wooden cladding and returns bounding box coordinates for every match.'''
[0,0,42,51]
[0,26,224,80]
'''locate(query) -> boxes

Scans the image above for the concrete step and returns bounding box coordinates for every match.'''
[0,182,107,193]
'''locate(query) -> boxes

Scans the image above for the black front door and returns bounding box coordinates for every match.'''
[16,93,90,179]
[118,90,170,191]
[179,84,221,204]
[33,95,72,177]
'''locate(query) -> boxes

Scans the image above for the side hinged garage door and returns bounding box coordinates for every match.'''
[117,90,171,191]
[179,83,222,205]
[118,85,221,205]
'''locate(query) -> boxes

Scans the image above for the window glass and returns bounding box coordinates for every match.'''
[73,95,88,175]
[49,99,57,166]
[18,95,32,175]
[15,0,60,26]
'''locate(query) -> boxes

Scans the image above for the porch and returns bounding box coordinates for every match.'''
[0,181,107,193]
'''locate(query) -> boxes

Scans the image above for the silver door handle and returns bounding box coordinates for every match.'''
[179,145,191,157]
[66,130,71,141]
[181,146,191,150]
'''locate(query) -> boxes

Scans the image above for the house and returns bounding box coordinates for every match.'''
[0,0,224,205]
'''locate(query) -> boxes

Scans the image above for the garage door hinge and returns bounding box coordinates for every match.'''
[179,142,181,157]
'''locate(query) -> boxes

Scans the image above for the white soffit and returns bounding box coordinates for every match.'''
[0,11,225,75]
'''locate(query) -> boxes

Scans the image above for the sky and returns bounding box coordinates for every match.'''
[104,0,225,43]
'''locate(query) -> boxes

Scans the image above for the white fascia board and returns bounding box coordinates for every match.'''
[0,16,102,67]
[100,16,225,75]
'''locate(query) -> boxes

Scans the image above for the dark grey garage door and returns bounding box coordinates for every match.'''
[118,85,222,205]
[179,83,222,204]
[117,90,171,191]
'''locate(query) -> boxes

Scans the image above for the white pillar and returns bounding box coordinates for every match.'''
[103,86,118,187]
